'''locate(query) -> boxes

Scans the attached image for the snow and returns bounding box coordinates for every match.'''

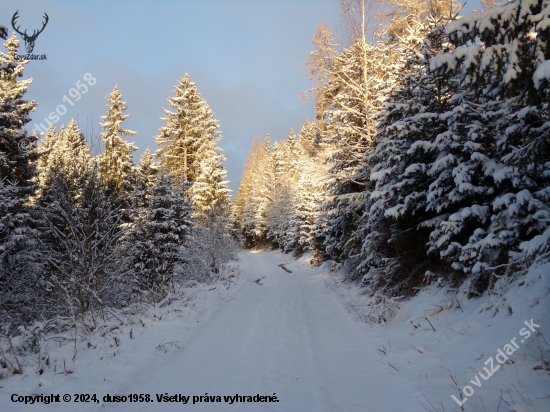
[429,52,456,72]
[520,226,550,256]
[446,1,519,38]
[533,60,550,89]
[403,163,426,176]
[385,204,405,218]
[1,250,548,412]
[370,168,392,182]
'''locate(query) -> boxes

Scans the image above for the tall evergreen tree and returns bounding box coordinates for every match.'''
[190,146,231,218]
[155,74,221,183]
[97,85,137,194]
[37,119,93,199]
[0,34,38,187]
[234,135,274,245]
[232,135,263,232]
[298,118,321,156]
[133,148,158,205]
[250,134,275,241]
[0,34,41,326]
[424,0,550,277]
[35,122,57,197]
[315,16,417,266]
[127,172,194,299]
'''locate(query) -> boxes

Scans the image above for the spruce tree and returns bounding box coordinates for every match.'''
[37,119,93,199]
[0,34,38,187]
[251,134,274,241]
[133,148,158,207]
[35,122,57,197]
[266,130,300,250]
[234,135,273,245]
[97,85,137,194]
[233,137,260,226]
[298,118,321,156]
[292,149,328,251]
[422,0,550,277]
[155,74,221,183]
[190,146,231,218]
[128,172,194,298]
[356,18,459,290]
[0,34,41,325]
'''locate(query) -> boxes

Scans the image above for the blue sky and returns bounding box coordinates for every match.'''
[1,0,479,194]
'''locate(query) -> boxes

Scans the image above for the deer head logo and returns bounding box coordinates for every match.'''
[11,11,49,53]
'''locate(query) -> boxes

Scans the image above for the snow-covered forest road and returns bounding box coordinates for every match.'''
[111,250,392,412]
[4,251,548,412]
[3,250,409,412]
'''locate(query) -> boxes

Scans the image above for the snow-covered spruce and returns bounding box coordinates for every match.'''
[97,85,137,195]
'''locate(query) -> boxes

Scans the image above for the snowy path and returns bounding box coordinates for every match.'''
[2,250,402,412]
[109,250,394,412]
[3,251,549,411]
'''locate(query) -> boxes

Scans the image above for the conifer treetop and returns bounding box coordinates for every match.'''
[98,85,137,192]
[100,85,137,140]
[0,34,33,99]
[155,73,222,183]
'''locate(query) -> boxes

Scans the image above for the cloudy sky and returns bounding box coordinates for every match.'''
[1,0,477,194]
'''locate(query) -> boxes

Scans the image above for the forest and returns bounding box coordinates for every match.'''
[0,0,548,381]
[0,43,237,337]
[233,0,550,321]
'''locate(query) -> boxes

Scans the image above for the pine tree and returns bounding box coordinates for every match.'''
[35,122,57,195]
[127,172,194,299]
[422,0,550,278]
[298,118,321,156]
[232,136,263,234]
[354,2,550,297]
[135,148,157,202]
[0,34,42,326]
[251,134,275,241]
[0,177,44,326]
[37,119,93,198]
[316,22,412,266]
[234,134,274,245]
[355,18,459,290]
[137,148,157,182]
[35,120,96,301]
[0,34,38,187]
[293,149,328,251]
[445,0,549,102]
[126,148,158,219]
[266,130,302,250]
[97,85,137,194]
[155,74,221,183]
[190,146,231,219]
[266,181,295,249]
